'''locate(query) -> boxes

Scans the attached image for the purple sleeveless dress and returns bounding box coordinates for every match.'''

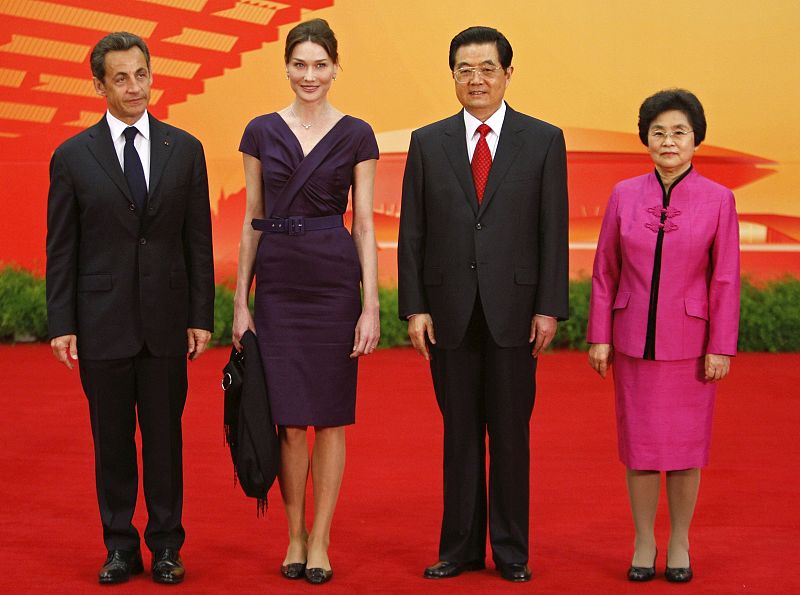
[239,113,379,426]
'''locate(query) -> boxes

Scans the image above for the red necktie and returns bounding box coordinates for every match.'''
[471,123,492,205]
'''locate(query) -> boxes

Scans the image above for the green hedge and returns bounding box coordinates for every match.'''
[2,265,798,351]
[0,266,48,341]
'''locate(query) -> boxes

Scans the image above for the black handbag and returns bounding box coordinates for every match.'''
[221,330,279,515]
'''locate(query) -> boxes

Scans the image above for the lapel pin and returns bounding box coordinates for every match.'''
[164,139,170,146]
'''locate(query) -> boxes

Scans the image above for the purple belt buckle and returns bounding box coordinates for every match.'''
[287,216,305,236]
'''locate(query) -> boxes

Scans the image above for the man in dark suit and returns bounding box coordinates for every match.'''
[398,26,568,582]
[46,32,214,585]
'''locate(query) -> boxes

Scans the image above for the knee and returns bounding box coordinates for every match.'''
[280,426,308,447]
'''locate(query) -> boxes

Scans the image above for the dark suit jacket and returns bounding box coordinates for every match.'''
[46,114,214,359]
[398,106,569,349]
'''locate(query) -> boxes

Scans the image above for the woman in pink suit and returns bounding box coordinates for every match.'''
[587,89,740,584]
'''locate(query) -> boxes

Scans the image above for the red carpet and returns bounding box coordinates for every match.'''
[1,345,798,593]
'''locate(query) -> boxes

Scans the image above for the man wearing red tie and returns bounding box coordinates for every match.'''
[398,26,569,583]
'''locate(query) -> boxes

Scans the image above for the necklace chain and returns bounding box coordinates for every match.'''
[290,107,313,130]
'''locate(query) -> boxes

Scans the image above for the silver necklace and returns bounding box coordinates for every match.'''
[290,107,313,130]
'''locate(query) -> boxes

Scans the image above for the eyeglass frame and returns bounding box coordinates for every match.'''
[648,129,694,143]
[452,65,506,84]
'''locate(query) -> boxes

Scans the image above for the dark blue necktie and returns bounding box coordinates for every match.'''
[123,126,147,210]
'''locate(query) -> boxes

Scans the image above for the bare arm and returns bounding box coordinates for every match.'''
[231,154,264,350]
[350,158,380,357]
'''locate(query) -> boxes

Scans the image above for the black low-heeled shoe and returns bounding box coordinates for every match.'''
[305,566,333,584]
[280,562,306,580]
[665,554,692,583]
[627,549,657,582]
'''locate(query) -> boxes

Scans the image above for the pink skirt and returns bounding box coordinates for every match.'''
[613,352,717,471]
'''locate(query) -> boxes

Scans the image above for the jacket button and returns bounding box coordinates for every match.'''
[470,262,477,270]
[475,222,482,230]
[139,238,146,245]
[128,203,135,211]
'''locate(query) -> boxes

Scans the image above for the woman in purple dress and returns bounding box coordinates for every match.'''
[232,19,379,585]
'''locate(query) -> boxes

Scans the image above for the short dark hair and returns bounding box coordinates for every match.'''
[638,89,707,146]
[90,32,150,80]
[449,26,513,70]
[284,18,338,64]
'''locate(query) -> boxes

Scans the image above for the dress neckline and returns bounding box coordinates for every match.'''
[274,112,349,158]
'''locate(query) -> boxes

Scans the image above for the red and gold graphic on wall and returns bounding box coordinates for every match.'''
[2,0,799,284]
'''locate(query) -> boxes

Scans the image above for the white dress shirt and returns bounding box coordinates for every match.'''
[464,101,507,162]
[106,110,151,189]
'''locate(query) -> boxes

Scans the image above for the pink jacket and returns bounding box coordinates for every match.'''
[587,169,740,360]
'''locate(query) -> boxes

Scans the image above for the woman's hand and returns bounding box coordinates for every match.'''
[588,343,614,379]
[351,307,380,358]
[232,303,256,351]
[704,353,730,382]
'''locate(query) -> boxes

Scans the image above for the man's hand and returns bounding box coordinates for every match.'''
[187,328,211,360]
[704,353,730,382]
[529,315,557,357]
[588,343,613,379]
[408,313,436,361]
[51,334,78,369]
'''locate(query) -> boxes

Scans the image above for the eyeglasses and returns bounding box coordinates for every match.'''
[648,129,694,143]
[453,65,505,84]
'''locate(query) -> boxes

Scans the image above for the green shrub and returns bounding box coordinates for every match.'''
[212,284,235,347]
[551,278,591,351]
[739,276,800,352]
[0,266,48,341]
[378,286,409,348]
[1,267,798,351]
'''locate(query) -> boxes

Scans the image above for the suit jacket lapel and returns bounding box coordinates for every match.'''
[479,106,523,214]
[86,117,132,203]
[441,112,479,215]
[147,114,174,202]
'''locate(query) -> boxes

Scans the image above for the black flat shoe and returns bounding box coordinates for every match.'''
[423,559,485,579]
[665,554,693,583]
[99,548,144,584]
[627,549,657,582]
[497,563,532,582]
[280,562,306,579]
[305,567,333,584]
[151,548,185,584]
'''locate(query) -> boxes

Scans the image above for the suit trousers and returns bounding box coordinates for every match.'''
[429,295,537,566]
[79,346,187,552]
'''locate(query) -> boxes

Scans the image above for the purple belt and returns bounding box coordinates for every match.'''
[252,215,343,236]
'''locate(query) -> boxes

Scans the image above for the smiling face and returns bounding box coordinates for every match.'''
[286,40,337,102]
[453,42,512,121]
[647,109,697,175]
[93,47,152,124]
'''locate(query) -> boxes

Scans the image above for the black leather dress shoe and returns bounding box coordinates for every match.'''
[423,560,485,579]
[151,548,185,584]
[628,549,657,581]
[498,563,532,582]
[98,549,144,584]
[281,562,306,579]
[305,567,333,584]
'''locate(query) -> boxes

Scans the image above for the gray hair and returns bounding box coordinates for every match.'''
[90,32,150,80]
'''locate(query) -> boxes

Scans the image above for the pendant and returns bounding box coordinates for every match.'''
[300,122,312,130]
